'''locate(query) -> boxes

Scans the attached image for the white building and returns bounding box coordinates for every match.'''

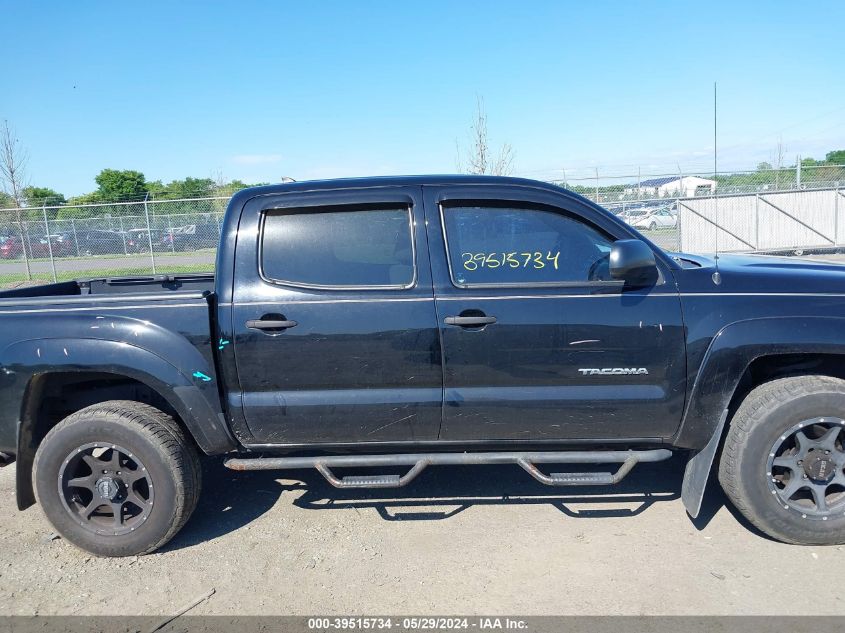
[628,176,717,198]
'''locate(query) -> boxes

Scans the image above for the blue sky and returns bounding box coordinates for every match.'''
[2,0,844,196]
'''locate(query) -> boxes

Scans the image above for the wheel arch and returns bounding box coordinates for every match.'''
[4,338,235,510]
[678,316,845,516]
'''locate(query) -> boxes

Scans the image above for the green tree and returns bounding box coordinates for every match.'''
[23,186,65,207]
[757,161,772,171]
[0,190,13,208]
[160,177,215,199]
[57,192,107,219]
[146,179,166,197]
[94,169,148,201]
[825,150,845,165]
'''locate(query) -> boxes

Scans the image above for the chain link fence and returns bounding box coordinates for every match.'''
[2,164,844,288]
[0,197,227,288]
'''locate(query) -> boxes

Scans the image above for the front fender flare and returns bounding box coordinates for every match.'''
[677,316,845,517]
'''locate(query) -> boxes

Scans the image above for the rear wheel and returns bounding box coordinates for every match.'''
[719,375,845,544]
[33,401,201,557]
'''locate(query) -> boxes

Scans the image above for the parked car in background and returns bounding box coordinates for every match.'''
[1,234,75,259]
[160,223,219,251]
[33,234,76,258]
[76,230,128,256]
[629,208,678,231]
[615,207,650,224]
[125,228,168,253]
[0,235,22,259]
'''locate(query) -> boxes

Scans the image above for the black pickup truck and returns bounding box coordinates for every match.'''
[2,175,845,556]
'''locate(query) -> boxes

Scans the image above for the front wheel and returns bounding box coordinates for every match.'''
[719,375,845,544]
[33,401,201,557]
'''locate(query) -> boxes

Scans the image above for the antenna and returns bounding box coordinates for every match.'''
[712,81,722,285]
[714,81,718,177]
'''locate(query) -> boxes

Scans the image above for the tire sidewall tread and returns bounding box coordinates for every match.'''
[718,375,845,545]
[33,400,201,557]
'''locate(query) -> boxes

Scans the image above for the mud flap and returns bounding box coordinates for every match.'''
[681,408,729,518]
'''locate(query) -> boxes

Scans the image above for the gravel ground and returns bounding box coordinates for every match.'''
[1,453,844,616]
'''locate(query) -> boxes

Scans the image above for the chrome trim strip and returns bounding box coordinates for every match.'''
[435,293,673,301]
[435,292,845,300]
[223,297,435,307]
[678,292,845,298]
[218,291,845,308]
[10,291,829,314]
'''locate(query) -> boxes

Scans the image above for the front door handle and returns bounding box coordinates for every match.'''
[444,315,497,327]
[246,319,298,330]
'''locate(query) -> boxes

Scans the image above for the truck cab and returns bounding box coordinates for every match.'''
[217,178,686,447]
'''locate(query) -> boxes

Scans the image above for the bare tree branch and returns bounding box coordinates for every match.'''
[457,97,515,176]
[454,138,463,173]
[468,96,489,175]
[0,120,32,279]
[772,136,786,189]
[492,143,515,177]
[0,119,30,209]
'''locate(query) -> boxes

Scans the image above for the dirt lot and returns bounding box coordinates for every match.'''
[1,454,844,616]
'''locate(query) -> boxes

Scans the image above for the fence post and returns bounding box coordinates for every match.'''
[119,216,127,255]
[675,196,681,251]
[42,204,57,283]
[143,194,156,274]
[594,168,599,202]
[797,158,801,189]
[17,218,32,281]
[755,193,760,250]
[71,218,81,256]
[836,187,840,246]
[637,167,641,200]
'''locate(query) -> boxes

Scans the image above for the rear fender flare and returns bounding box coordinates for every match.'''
[4,336,232,454]
[3,334,235,510]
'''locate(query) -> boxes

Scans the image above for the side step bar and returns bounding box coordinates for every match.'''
[224,449,672,489]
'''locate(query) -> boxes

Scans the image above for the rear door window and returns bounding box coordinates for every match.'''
[261,206,415,289]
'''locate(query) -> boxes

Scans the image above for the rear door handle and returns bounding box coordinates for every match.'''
[246,319,298,330]
[444,316,497,327]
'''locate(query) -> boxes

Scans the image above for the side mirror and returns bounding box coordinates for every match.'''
[609,239,658,285]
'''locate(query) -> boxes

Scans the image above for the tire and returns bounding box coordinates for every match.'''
[33,401,201,557]
[649,222,658,231]
[719,375,845,545]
